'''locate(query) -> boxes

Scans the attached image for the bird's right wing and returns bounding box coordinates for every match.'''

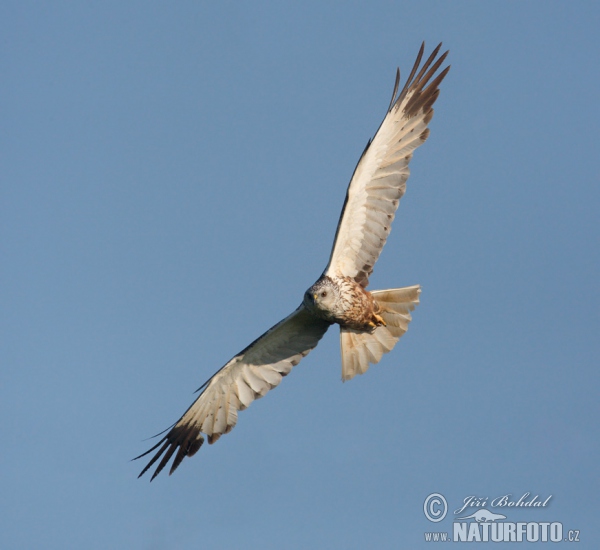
[324,43,449,287]
[135,305,331,480]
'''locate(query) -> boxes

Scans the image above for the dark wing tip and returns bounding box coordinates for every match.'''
[391,42,450,117]
[134,425,205,481]
[387,67,401,112]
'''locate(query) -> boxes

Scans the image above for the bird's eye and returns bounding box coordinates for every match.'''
[321,291,327,297]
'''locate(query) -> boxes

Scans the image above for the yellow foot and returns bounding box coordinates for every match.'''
[373,313,387,326]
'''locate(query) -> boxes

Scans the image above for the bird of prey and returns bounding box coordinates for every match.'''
[136,43,449,480]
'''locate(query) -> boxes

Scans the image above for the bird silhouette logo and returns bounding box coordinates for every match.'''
[455,509,507,523]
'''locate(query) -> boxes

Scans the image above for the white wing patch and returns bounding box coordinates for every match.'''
[326,44,449,287]
[136,306,330,480]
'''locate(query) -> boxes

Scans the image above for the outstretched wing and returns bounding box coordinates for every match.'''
[325,43,450,287]
[135,306,331,480]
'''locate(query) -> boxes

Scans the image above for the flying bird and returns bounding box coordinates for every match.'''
[136,43,449,480]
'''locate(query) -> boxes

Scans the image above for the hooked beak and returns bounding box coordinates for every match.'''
[313,293,318,301]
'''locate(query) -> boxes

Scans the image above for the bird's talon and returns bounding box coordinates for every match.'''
[374,314,386,326]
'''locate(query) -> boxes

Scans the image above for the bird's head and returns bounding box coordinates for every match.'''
[304,276,340,315]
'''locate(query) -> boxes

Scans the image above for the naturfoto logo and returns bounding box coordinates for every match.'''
[423,492,581,543]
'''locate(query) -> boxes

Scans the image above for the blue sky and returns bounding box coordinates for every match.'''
[2,2,598,548]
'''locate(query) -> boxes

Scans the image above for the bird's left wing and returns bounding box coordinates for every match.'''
[135,305,330,480]
[324,43,450,287]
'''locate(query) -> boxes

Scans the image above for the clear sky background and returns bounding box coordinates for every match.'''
[2,2,599,548]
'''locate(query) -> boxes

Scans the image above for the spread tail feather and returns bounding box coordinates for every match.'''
[340,285,420,382]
